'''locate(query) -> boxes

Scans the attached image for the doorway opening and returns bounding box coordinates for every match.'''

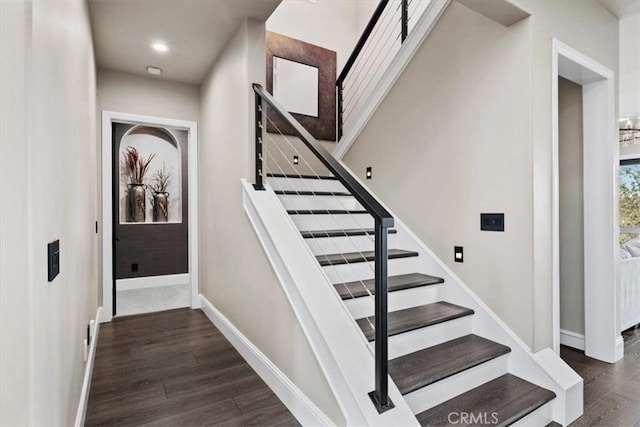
[552,39,622,363]
[101,111,199,322]
[558,77,586,352]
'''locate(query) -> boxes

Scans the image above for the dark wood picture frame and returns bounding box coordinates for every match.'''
[266,31,337,142]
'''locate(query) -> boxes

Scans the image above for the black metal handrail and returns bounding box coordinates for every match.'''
[336,0,390,86]
[336,0,409,140]
[252,82,395,413]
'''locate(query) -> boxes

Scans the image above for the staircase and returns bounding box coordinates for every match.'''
[268,173,557,426]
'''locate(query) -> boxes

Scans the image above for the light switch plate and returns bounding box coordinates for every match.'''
[48,239,60,282]
[454,246,464,263]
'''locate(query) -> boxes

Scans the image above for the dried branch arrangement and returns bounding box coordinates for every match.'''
[148,162,174,194]
[123,146,156,185]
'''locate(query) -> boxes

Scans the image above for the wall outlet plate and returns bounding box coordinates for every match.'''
[48,239,60,282]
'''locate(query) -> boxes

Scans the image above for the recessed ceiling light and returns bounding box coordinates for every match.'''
[147,66,162,76]
[151,42,169,52]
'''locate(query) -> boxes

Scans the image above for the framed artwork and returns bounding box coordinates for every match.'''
[266,31,337,141]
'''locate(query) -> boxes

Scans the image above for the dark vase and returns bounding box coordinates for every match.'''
[127,183,146,222]
[153,192,169,222]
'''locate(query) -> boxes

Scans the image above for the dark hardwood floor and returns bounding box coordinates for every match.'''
[561,326,640,426]
[85,308,300,426]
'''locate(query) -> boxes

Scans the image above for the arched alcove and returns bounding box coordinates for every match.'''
[118,125,182,223]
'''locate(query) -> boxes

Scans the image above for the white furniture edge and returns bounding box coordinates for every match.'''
[100,111,199,323]
[241,179,419,427]
[199,295,333,427]
[333,0,451,160]
[559,329,585,351]
[74,306,101,427]
[116,273,189,291]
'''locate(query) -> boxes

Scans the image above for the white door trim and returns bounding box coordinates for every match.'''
[100,111,199,323]
[551,39,622,362]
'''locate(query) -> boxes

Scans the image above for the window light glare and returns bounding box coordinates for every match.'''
[151,42,169,53]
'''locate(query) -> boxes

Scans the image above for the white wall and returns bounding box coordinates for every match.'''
[558,77,585,336]
[0,0,98,424]
[267,0,362,71]
[199,18,345,425]
[97,68,200,122]
[620,13,640,118]
[0,1,30,424]
[343,0,618,351]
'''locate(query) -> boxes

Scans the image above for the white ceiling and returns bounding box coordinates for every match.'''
[88,0,281,85]
[595,0,640,18]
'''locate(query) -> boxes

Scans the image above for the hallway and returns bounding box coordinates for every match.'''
[561,327,640,426]
[85,309,299,426]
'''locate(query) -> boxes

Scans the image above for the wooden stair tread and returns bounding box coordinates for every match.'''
[316,249,418,266]
[416,374,556,427]
[267,173,337,180]
[334,273,443,300]
[301,228,397,239]
[274,190,352,196]
[389,334,510,395]
[287,209,368,215]
[357,302,474,341]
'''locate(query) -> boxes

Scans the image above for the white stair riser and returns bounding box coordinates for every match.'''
[305,234,396,256]
[382,315,473,359]
[277,195,362,211]
[404,355,509,415]
[510,401,554,427]
[322,257,418,284]
[268,177,346,193]
[344,284,444,319]
[291,213,373,231]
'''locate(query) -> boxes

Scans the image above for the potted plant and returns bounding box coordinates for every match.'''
[148,162,174,222]
[122,146,155,222]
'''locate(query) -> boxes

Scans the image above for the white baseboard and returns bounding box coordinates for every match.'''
[198,295,333,426]
[116,273,189,291]
[560,329,585,351]
[74,306,102,427]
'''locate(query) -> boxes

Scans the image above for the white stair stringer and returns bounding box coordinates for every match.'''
[241,179,419,427]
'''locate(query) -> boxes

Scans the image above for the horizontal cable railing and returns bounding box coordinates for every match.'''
[252,83,396,413]
[337,0,432,140]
